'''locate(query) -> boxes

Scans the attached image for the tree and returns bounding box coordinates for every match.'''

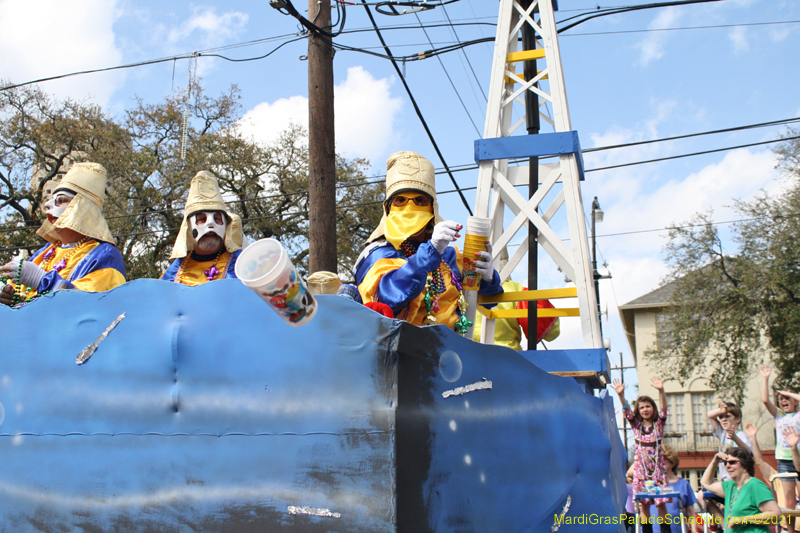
[0,82,384,280]
[647,128,800,403]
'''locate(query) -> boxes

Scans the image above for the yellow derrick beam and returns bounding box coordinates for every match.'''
[506,49,546,63]
[476,306,580,319]
[478,287,577,304]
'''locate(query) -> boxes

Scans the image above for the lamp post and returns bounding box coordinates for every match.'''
[591,197,604,338]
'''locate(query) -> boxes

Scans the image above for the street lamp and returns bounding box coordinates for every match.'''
[591,197,604,338]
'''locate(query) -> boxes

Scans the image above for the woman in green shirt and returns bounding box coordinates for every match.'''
[701,447,781,531]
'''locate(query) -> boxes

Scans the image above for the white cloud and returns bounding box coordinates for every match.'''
[0,0,123,106]
[728,26,750,53]
[167,7,248,46]
[163,6,248,78]
[635,7,682,66]
[769,26,794,42]
[239,66,403,163]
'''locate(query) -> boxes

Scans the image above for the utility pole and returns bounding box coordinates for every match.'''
[307,0,337,274]
[522,0,539,348]
[591,197,603,338]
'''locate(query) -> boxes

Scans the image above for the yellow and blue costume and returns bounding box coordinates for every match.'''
[24,240,125,297]
[354,151,502,332]
[355,241,501,329]
[161,250,242,286]
[6,162,126,303]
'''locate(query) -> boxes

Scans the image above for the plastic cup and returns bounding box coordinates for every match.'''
[465,216,492,236]
[461,216,492,291]
[234,238,317,326]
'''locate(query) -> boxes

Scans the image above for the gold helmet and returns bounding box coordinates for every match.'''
[38,162,116,244]
[366,151,443,245]
[170,170,245,259]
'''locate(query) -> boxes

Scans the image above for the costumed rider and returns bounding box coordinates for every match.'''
[0,162,126,307]
[354,151,503,334]
[161,170,244,286]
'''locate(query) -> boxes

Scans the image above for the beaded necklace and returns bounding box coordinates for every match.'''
[727,475,750,529]
[1,255,53,308]
[399,240,472,335]
[176,248,225,285]
[41,237,91,273]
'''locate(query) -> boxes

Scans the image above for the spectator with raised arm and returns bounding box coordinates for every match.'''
[760,365,800,533]
[708,401,752,482]
[613,376,671,533]
[701,447,780,531]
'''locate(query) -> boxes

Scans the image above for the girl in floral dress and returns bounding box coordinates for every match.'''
[613,376,671,533]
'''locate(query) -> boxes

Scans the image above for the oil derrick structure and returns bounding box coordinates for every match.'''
[468,0,601,348]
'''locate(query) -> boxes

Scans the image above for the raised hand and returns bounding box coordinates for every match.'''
[715,452,728,463]
[786,427,800,449]
[744,423,758,439]
[612,378,625,396]
[759,365,771,378]
[651,375,664,390]
[431,221,461,254]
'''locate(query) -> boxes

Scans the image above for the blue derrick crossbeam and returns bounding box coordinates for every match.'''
[474,131,586,181]
[519,348,610,389]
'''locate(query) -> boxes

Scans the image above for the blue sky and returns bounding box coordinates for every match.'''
[2,0,799,395]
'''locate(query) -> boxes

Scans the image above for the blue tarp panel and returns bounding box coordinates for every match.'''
[0,279,625,532]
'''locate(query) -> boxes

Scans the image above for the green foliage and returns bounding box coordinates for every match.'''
[647,128,800,403]
[0,82,383,280]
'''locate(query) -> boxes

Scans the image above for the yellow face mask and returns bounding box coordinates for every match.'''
[384,193,434,250]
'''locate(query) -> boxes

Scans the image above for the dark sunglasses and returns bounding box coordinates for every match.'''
[724,459,741,466]
[391,195,431,207]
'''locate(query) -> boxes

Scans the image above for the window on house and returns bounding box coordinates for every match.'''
[692,392,715,435]
[666,393,685,434]
[656,313,675,350]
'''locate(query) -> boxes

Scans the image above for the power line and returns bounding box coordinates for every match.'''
[3,13,796,93]
[359,0,474,215]
[562,19,800,37]
[583,117,800,153]
[556,0,727,34]
[1,116,797,234]
[588,135,800,173]
[413,12,483,137]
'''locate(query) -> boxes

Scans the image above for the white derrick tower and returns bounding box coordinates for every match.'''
[469,0,601,348]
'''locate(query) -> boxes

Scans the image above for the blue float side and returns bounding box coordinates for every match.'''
[474,131,586,180]
[0,281,398,532]
[393,325,626,532]
[0,279,625,532]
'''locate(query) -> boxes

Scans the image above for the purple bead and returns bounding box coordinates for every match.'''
[204,264,220,281]
[53,259,67,272]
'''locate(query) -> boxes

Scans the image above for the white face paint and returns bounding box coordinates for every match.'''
[190,211,227,243]
[44,191,76,219]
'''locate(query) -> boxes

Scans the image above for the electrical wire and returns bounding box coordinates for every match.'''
[413,12,483,137]
[583,117,800,153]
[359,0,474,215]
[562,19,800,37]
[588,135,800,173]
[5,14,795,93]
[439,1,488,103]
[0,35,307,92]
[557,0,727,34]
[1,117,797,234]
